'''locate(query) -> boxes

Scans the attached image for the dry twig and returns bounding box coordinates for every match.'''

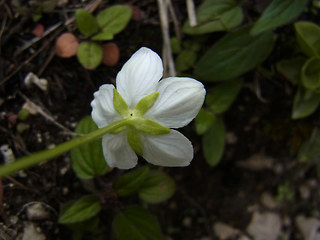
[157,0,176,77]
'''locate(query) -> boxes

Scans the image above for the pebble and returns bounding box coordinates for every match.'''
[21,222,46,240]
[26,203,50,220]
[213,222,240,240]
[247,211,281,240]
[260,192,279,210]
[296,215,320,240]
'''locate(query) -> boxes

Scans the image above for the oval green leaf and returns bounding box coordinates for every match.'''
[138,170,175,204]
[301,57,320,90]
[175,50,197,72]
[76,41,103,69]
[96,5,132,35]
[276,57,306,85]
[206,79,243,114]
[202,117,225,166]
[292,87,320,119]
[295,21,320,57]
[59,195,101,224]
[113,166,150,197]
[113,206,164,240]
[195,108,216,135]
[298,128,320,163]
[298,129,320,177]
[183,0,243,35]
[250,0,307,36]
[195,27,274,82]
[70,116,110,179]
[91,30,114,41]
[75,9,99,37]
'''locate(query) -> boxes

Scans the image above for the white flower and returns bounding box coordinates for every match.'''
[91,47,205,169]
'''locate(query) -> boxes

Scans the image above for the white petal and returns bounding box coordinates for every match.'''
[144,77,206,128]
[141,130,193,167]
[91,84,122,128]
[102,131,138,169]
[116,47,163,108]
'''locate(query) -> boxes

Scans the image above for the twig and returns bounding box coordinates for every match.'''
[166,0,182,40]
[0,126,28,154]
[186,0,197,27]
[16,201,58,217]
[1,35,57,86]
[37,48,57,77]
[18,92,78,136]
[157,0,176,77]
[4,176,40,195]
[14,22,62,56]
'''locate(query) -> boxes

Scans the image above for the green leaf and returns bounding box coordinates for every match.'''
[134,92,159,116]
[76,41,103,69]
[202,117,226,166]
[113,166,150,197]
[295,21,320,57]
[195,27,274,82]
[70,116,110,179]
[301,57,320,90]
[276,57,306,85]
[292,88,320,119]
[59,195,101,224]
[175,50,197,72]
[113,206,164,240]
[195,108,216,135]
[183,0,243,35]
[113,88,130,117]
[91,31,114,41]
[170,37,181,54]
[96,5,132,35]
[298,128,320,176]
[250,0,307,36]
[206,79,243,114]
[66,216,101,239]
[139,170,175,204]
[75,9,99,37]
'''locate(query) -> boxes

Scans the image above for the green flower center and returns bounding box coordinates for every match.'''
[111,88,170,155]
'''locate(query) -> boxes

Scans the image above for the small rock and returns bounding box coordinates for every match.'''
[226,132,238,144]
[299,184,311,200]
[27,203,50,220]
[213,222,240,240]
[0,145,15,164]
[260,192,279,210]
[247,211,281,240]
[236,154,274,171]
[22,222,46,240]
[24,72,48,91]
[62,187,69,195]
[182,217,192,228]
[296,215,320,240]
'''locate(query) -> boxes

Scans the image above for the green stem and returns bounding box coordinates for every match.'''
[0,119,128,177]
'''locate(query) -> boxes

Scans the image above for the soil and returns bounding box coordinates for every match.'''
[0,0,319,240]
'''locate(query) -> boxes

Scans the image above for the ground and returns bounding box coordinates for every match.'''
[0,0,319,240]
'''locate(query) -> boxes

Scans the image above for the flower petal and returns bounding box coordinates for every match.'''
[102,131,138,169]
[116,47,163,108]
[91,84,122,128]
[144,77,206,128]
[141,130,193,167]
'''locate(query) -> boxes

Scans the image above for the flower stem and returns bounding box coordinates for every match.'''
[0,120,128,177]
